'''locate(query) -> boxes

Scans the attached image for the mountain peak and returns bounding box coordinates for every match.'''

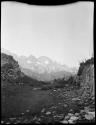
[1,49,77,81]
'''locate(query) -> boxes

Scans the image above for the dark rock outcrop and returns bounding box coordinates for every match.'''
[1,53,24,86]
[77,57,94,97]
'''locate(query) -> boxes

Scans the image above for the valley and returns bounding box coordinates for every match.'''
[1,53,95,124]
[1,2,94,124]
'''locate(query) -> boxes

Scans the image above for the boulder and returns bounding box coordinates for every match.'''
[85,114,94,120]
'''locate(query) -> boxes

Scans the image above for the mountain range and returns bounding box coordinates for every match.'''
[1,48,78,81]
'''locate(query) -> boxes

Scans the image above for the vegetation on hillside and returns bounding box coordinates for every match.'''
[77,57,94,76]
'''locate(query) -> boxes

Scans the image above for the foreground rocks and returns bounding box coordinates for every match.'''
[1,88,95,124]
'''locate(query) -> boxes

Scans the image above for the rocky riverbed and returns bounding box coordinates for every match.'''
[1,87,95,124]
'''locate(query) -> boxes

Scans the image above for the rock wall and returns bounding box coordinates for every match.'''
[1,53,24,86]
[77,57,95,97]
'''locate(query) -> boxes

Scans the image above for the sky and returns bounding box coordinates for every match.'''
[1,2,94,67]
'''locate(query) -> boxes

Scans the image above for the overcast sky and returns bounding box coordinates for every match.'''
[1,2,94,67]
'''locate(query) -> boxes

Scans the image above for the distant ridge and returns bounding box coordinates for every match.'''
[1,48,78,81]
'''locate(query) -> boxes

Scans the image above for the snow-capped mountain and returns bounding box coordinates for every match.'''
[1,48,78,81]
[18,55,77,74]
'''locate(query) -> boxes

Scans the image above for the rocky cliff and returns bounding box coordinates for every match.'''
[1,53,24,86]
[77,57,94,97]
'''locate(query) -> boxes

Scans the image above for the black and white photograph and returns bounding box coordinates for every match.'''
[1,1,95,124]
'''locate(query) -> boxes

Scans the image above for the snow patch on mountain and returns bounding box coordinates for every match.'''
[44,61,49,64]
[27,60,32,64]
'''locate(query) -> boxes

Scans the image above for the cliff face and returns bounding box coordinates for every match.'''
[77,57,94,96]
[1,53,24,86]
